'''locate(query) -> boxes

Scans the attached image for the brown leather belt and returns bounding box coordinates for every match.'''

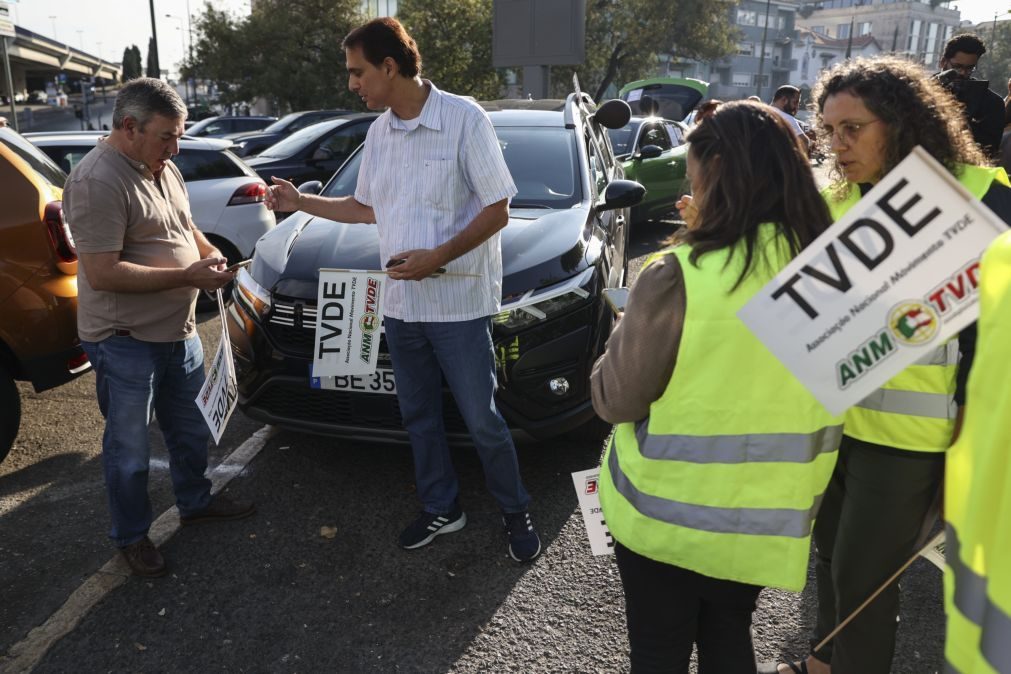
[113,329,131,337]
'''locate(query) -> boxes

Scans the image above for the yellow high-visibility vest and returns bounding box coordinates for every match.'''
[944,229,1011,673]
[598,224,843,592]
[825,165,1010,452]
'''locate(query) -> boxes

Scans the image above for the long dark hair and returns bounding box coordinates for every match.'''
[681,100,832,289]
[813,55,986,198]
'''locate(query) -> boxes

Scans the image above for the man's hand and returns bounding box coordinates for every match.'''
[386,249,448,281]
[185,257,233,291]
[265,176,302,213]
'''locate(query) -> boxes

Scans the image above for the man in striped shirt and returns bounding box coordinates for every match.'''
[265,17,541,562]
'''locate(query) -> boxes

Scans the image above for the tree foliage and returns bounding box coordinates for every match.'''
[396,0,504,99]
[549,0,737,101]
[184,0,366,112]
[974,20,1011,97]
[145,37,160,79]
[121,45,143,82]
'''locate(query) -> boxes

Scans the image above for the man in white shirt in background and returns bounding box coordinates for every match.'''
[770,84,811,153]
[265,17,541,563]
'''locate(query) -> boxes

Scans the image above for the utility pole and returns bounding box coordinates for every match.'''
[148,0,160,79]
[844,15,854,59]
[755,0,773,100]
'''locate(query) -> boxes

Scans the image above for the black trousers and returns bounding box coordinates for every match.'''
[811,435,944,673]
[614,542,763,674]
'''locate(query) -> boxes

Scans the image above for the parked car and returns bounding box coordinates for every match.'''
[226,93,642,443]
[226,109,354,157]
[244,113,378,187]
[186,104,217,124]
[0,127,91,463]
[612,77,709,224]
[607,116,691,223]
[185,115,277,138]
[27,132,277,310]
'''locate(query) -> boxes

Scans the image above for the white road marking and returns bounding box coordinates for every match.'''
[0,424,277,673]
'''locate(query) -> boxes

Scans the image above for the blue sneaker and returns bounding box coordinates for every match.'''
[398,506,467,550]
[503,511,542,562]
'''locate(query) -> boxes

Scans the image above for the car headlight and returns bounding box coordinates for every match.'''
[494,267,594,332]
[235,266,271,319]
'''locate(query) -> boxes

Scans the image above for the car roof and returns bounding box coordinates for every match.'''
[480,99,566,112]
[24,131,234,151]
[486,109,566,128]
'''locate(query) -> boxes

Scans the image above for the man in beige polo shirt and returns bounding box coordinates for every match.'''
[65,78,254,578]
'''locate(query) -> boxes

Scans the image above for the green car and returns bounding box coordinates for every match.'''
[609,77,709,224]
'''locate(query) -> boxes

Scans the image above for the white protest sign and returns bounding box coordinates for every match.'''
[196,289,237,445]
[918,530,946,571]
[571,468,614,556]
[312,269,386,378]
[739,147,1008,415]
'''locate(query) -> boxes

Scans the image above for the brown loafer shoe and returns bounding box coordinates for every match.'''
[180,494,256,526]
[119,537,167,578]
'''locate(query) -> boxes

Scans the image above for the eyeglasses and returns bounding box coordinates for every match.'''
[818,119,884,146]
[948,63,977,75]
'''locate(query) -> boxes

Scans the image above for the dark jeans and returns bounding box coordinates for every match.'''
[81,335,213,547]
[811,435,944,673]
[614,542,762,674]
[383,316,530,514]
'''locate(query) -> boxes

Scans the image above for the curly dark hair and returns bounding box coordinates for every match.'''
[812,55,986,199]
[679,100,832,290]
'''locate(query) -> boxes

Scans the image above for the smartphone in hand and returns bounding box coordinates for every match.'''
[225,259,252,273]
[602,287,629,315]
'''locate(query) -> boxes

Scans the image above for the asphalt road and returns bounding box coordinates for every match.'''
[0,199,945,672]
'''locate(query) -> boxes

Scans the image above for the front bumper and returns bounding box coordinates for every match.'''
[227,291,610,443]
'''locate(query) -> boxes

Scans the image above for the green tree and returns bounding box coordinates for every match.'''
[145,37,160,79]
[121,45,143,82]
[976,20,1011,97]
[185,0,365,112]
[397,0,504,99]
[550,0,737,101]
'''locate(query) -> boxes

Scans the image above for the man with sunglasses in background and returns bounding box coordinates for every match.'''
[935,33,1005,158]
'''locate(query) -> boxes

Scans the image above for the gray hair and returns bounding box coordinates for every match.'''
[112,78,186,130]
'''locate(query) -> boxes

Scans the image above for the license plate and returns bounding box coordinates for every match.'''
[310,368,397,394]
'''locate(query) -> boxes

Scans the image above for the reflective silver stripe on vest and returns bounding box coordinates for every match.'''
[855,389,957,420]
[914,341,959,366]
[946,524,1011,671]
[634,423,842,464]
[607,447,821,538]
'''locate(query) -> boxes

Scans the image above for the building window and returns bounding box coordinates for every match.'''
[737,10,757,26]
[811,25,825,35]
[859,22,872,36]
[732,73,752,87]
[737,42,754,55]
[925,22,940,62]
[752,73,770,88]
[908,19,922,53]
[837,23,850,39]
[361,0,397,16]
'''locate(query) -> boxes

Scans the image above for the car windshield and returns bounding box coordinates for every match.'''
[262,113,301,134]
[323,126,580,210]
[0,129,68,187]
[622,83,705,122]
[257,121,337,159]
[606,121,643,156]
[185,117,219,136]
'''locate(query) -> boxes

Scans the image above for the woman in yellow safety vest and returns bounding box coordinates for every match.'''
[590,101,843,674]
[769,55,1011,674]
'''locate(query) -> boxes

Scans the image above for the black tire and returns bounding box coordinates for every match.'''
[197,238,241,313]
[0,366,20,464]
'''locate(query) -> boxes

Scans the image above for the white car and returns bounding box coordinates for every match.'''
[25,132,276,266]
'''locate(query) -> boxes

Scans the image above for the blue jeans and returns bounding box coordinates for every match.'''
[384,317,530,515]
[81,335,212,547]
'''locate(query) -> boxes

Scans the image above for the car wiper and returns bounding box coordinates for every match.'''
[510,202,551,209]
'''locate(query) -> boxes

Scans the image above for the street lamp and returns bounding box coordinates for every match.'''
[165,14,189,105]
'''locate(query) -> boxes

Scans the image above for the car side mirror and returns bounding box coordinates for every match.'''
[597,180,645,212]
[593,99,632,130]
[636,144,663,160]
[298,180,323,196]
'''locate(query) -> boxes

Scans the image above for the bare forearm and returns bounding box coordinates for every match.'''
[433,200,508,265]
[192,227,220,259]
[88,260,192,293]
[298,193,376,224]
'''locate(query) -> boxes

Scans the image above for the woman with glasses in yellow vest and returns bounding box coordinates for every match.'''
[768,56,1011,674]
[590,101,844,674]
[944,228,1011,673]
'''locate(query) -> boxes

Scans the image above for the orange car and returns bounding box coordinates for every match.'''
[0,127,90,463]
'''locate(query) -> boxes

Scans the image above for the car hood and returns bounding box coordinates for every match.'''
[250,207,597,300]
[224,131,283,143]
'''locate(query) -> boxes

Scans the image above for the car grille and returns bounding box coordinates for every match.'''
[266,298,317,356]
[256,381,470,434]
